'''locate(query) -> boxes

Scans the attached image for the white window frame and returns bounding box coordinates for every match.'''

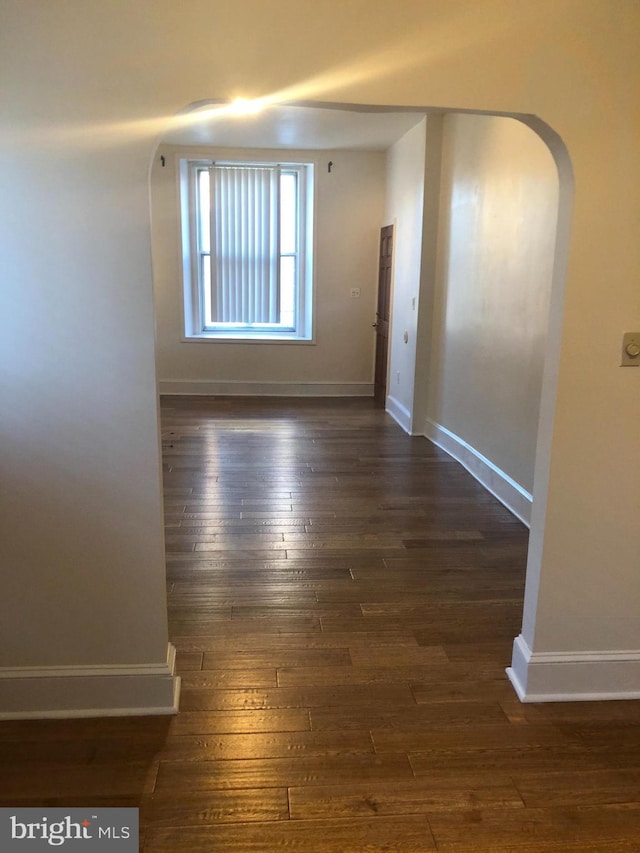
[179,156,314,343]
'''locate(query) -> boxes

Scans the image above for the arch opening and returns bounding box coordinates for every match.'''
[149,98,574,700]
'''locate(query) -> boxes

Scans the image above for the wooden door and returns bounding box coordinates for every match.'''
[374,225,393,404]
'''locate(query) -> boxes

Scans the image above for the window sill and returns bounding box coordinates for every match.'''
[182,332,314,345]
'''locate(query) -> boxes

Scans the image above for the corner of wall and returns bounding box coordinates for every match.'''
[507,634,640,703]
[0,644,181,720]
[385,394,413,434]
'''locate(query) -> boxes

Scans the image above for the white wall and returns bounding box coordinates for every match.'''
[425,114,558,517]
[1,0,639,711]
[383,119,427,428]
[0,55,178,714]
[152,145,385,394]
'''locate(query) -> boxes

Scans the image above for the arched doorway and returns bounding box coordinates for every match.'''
[149,100,573,701]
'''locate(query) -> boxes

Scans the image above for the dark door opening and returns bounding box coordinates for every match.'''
[374,224,393,405]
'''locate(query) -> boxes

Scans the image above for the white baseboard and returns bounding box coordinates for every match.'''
[385,395,413,433]
[424,419,532,526]
[0,644,181,720]
[159,380,374,397]
[507,634,640,702]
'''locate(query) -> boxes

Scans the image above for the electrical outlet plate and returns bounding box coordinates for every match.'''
[350,288,360,298]
[621,332,640,366]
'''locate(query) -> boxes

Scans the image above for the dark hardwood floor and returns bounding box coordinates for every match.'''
[2,396,640,851]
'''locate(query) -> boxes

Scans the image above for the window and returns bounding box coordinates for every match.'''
[180,158,314,341]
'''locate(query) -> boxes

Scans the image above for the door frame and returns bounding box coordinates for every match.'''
[374,222,395,405]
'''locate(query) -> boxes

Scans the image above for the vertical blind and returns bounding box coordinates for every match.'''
[209,164,280,324]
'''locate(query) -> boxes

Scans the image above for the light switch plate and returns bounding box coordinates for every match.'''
[621,332,640,366]
[350,288,360,298]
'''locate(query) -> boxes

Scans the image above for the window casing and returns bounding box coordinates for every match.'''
[180,158,314,341]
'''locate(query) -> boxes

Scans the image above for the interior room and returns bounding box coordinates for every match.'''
[1,1,639,850]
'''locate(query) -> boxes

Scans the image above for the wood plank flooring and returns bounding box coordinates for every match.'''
[3,396,640,851]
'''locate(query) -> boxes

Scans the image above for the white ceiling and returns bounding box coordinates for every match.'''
[162,104,427,151]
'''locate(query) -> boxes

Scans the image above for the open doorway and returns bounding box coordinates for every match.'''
[150,100,570,693]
